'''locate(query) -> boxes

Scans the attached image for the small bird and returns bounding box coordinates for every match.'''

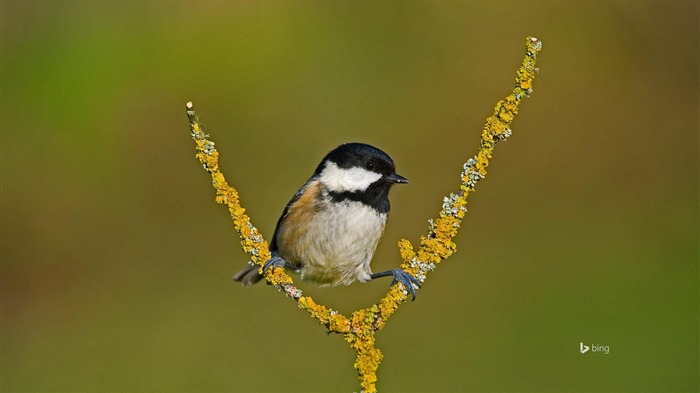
[232,142,421,299]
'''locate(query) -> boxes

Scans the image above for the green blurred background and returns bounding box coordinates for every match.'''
[2,1,698,392]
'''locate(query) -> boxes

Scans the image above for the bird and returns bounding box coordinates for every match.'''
[232,142,421,299]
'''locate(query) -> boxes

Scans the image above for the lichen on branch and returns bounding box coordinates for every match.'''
[186,36,541,393]
[368,36,543,333]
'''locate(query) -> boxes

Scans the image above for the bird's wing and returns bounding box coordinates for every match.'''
[269,178,317,253]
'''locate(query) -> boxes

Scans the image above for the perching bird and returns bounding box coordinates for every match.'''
[232,142,421,299]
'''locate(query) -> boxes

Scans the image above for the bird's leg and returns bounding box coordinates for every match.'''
[370,269,421,300]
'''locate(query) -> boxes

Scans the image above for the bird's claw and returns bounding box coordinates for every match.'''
[389,269,421,301]
[262,256,287,275]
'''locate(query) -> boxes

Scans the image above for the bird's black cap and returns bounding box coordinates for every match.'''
[314,143,406,183]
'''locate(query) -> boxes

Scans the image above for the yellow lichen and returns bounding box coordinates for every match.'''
[347,309,384,393]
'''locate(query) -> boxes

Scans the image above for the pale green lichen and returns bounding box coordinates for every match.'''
[186,36,542,393]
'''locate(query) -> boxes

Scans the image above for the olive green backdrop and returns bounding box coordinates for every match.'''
[2,1,698,392]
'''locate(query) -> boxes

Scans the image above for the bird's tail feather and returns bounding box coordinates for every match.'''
[232,265,264,286]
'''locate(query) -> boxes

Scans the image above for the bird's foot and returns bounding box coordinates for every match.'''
[262,256,288,275]
[370,269,421,301]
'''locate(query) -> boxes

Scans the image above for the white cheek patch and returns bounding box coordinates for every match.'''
[319,161,383,192]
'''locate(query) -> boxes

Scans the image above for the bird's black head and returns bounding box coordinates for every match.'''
[315,143,408,213]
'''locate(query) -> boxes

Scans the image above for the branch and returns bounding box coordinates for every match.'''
[372,36,543,330]
[186,36,542,393]
[186,103,352,332]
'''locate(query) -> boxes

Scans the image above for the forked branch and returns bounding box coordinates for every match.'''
[186,36,542,393]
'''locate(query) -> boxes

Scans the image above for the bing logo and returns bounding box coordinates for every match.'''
[580,342,590,354]
[580,341,610,354]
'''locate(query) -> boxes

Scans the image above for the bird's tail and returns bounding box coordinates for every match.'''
[232,264,264,286]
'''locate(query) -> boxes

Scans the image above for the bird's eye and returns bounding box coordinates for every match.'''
[365,161,375,171]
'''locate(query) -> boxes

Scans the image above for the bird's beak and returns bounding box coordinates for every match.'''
[385,173,409,184]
